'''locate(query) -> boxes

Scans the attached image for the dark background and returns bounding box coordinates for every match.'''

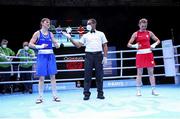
[0,5,180,52]
[0,1,180,85]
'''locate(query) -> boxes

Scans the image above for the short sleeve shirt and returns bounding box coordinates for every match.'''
[79,30,108,52]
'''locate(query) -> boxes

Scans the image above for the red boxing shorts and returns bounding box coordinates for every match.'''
[136,52,155,68]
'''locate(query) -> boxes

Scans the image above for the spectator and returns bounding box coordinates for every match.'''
[0,39,15,94]
[16,41,35,94]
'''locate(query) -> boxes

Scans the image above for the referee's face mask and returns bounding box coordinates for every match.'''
[87,20,96,31]
[87,19,96,31]
[86,24,92,31]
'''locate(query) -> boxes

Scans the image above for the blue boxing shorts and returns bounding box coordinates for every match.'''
[36,54,57,76]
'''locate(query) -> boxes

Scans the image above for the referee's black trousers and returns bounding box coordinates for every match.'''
[83,52,104,97]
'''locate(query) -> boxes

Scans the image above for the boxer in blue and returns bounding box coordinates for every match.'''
[29,18,60,104]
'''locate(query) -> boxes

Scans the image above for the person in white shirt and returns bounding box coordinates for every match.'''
[64,18,108,100]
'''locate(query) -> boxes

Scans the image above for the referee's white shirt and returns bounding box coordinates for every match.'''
[79,30,108,52]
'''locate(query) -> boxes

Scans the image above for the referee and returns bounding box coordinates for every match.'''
[64,18,108,100]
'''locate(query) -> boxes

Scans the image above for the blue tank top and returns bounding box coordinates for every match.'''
[36,31,53,49]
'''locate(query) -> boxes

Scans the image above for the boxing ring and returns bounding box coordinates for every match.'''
[0,43,180,119]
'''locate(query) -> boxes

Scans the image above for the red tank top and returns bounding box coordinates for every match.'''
[136,30,150,49]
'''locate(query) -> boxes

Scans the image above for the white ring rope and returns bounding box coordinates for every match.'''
[0,45,180,84]
[0,64,167,74]
[0,58,122,64]
[0,74,167,84]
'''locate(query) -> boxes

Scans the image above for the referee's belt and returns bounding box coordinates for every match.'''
[137,48,152,54]
[38,49,54,54]
[85,51,102,54]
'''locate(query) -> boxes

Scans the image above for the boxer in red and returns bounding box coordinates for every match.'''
[127,18,160,96]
